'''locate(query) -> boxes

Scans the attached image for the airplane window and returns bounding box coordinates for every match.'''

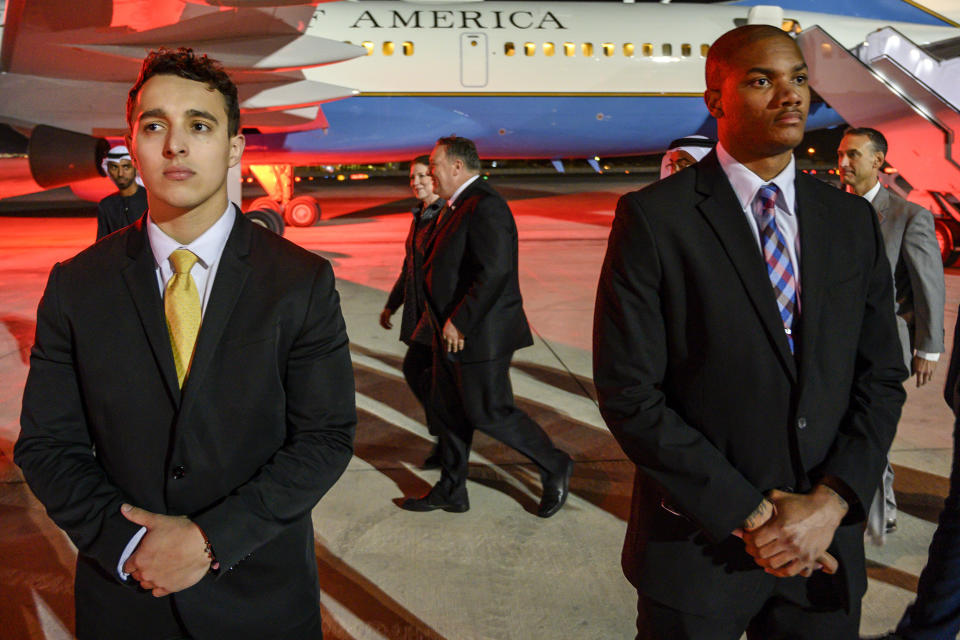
[383,41,394,56]
[623,43,635,57]
[564,42,576,57]
[543,42,555,57]
[602,43,615,57]
[582,42,594,57]
[524,42,535,56]
[642,43,653,57]
[782,19,802,33]
[505,42,516,57]
[403,42,414,56]
[662,43,672,56]
[701,43,710,57]
[681,43,691,57]
[361,41,374,56]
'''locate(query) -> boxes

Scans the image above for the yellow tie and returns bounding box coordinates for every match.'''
[165,249,201,388]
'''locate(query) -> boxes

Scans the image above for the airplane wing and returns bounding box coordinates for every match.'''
[0,0,363,193]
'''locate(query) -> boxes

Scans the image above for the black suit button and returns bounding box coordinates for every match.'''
[172,465,186,479]
[797,417,807,430]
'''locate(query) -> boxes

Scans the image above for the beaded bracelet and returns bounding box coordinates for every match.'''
[196,524,220,571]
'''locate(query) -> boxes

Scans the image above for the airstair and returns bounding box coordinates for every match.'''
[796,25,960,264]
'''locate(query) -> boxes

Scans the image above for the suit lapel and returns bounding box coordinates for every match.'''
[121,218,181,404]
[179,209,252,406]
[873,185,890,225]
[695,153,798,380]
[794,174,830,380]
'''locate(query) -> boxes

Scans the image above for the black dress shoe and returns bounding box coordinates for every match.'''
[421,445,441,470]
[401,487,469,513]
[538,453,573,518]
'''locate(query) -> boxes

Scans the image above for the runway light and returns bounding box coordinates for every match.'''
[884,166,897,174]
[349,173,369,180]
[807,147,816,155]
[294,176,301,183]
[337,174,345,181]
[810,169,817,174]
[594,156,600,161]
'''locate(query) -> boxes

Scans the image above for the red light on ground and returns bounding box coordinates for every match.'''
[349,173,369,180]
[246,177,254,183]
[807,147,816,154]
[294,176,301,183]
[810,169,817,174]
[883,167,897,174]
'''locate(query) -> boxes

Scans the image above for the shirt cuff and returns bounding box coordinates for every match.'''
[117,526,147,580]
[916,351,941,362]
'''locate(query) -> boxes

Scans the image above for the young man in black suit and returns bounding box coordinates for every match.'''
[15,48,356,639]
[400,136,573,517]
[594,25,907,639]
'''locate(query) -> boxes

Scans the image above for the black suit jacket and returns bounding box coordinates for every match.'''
[421,178,533,363]
[386,198,444,345]
[15,209,356,639]
[96,185,148,240]
[593,152,906,616]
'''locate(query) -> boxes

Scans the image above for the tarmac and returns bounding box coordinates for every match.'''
[0,174,957,639]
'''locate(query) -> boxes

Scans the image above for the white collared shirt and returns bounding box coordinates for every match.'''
[862,180,882,205]
[118,202,235,579]
[447,174,480,210]
[716,143,802,298]
[147,203,236,317]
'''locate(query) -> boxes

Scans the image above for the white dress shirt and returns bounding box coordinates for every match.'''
[716,142,802,303]
[117,203,236,579]
[861,179,938,362]
[447,174,480,210]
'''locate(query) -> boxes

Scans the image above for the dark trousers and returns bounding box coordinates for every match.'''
[431,351,565,496]
[402,342,440,436]
[896,416,960,640]
[636,580,861,640]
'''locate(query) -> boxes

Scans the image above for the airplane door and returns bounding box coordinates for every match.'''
[461,34,488,87]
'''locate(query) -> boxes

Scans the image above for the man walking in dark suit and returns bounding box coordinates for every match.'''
[594,25,907,639]
[400,136,572,517]
[380,155,446,468]
[15,48,356,639]
[838,127,945,540]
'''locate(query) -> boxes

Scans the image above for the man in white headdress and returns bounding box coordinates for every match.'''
[659,135,716,179]
[96,144,148,240]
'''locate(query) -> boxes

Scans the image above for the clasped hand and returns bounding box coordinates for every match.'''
[121,504,212,597]
[735,487,844,578]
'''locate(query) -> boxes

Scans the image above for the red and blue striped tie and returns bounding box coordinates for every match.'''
[755,184,797,354]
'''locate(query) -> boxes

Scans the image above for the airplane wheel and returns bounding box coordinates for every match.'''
[250,197,282,214]
[934,218,957,266]
[246,208,285,235]
[285,196,321,227]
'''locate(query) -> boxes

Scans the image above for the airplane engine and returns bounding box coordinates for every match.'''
[27,125,110,189]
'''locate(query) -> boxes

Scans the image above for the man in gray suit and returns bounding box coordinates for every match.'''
[838,126,946,537]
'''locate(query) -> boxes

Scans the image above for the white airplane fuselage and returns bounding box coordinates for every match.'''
[241,1,958,163]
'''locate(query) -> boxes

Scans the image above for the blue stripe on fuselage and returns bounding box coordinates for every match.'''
[727,0,951,26]
[246,96,843,159]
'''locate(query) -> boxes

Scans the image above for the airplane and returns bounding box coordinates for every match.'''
[1,0,957,232]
